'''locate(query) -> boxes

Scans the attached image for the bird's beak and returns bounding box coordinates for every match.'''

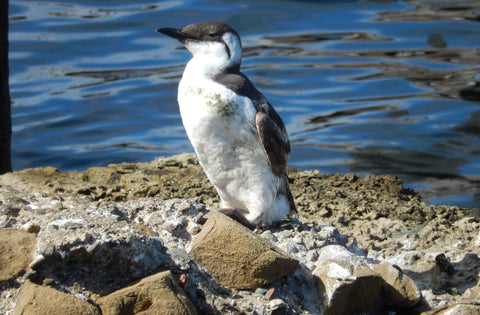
[156,27,187,42]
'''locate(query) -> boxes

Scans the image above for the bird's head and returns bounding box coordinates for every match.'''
[157,21,242,75]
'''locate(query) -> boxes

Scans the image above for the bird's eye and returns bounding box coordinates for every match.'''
[208,32,221,38]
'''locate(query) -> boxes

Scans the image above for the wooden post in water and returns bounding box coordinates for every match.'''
[0,0,12,174]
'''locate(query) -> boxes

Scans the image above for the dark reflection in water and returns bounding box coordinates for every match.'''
[9,0,480,207]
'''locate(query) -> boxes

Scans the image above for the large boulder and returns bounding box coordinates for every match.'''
[12,281,100,315]
[0,228,37,282]
[371,262,422,308]
[190,210,299,289]
[97,270,197,315]
[313,245,383,315]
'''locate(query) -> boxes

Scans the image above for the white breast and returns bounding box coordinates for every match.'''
[177,61,279,223]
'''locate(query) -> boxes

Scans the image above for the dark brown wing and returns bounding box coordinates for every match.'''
[255,102,296,214]
[213,71,296,213]
[255,104,290,177]
[213,71,291,176]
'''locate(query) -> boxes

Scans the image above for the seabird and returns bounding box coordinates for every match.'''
[157,21,296,226]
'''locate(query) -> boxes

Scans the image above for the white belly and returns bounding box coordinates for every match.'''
[178,77,278,222]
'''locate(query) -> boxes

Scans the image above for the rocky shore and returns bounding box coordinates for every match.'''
[1,153,479,314]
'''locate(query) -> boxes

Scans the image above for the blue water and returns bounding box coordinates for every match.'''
[9,0,480,208]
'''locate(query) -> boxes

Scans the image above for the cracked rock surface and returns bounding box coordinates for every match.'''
[1,154,479,314]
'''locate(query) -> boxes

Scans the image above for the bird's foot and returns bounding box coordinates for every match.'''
[218,208,256,231]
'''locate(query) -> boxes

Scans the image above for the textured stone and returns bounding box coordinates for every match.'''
[97,270,197,315]
[313,245,383,315]
[371,262,422,308]
[190,210,299,289]
[1,154,480,314]
[463,282,480,302]
[12,281,100,315]
[316,244,367,268]
[0,228,37,282]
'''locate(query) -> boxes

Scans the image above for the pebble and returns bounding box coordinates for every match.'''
[22,222,40,233]
[265,287,275,300]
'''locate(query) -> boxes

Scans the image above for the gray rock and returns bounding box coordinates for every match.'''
[167,247,191,270]
[371,262,422,308]
[313,245,383,315]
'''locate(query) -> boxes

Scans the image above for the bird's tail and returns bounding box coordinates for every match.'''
[259,175,297,225]
[280,175,297,215]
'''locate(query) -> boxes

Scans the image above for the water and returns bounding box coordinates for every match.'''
[9,0,480,208]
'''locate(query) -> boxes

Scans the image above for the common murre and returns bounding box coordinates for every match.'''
[157,21,296,227]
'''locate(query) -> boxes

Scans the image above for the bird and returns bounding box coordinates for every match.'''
[156,21,296,227]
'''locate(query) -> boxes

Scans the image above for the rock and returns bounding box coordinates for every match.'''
[371,262,422,308]
[0,228,37,282]
[12,281,100,315]
[463,282,480,302]
[23,197,181,295]
[32,229,169,295]
[313,245,383,315]
[1,154,480,314]
[265,287,276,300]
[190,210,299,289]
[21,222,41,234]
[96,270,197,315]
[435,253,455,274]
[421,303,480,314]
[268,299,288,314]
[430,252,480,295]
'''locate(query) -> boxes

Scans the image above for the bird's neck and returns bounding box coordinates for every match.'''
[184,55,239,81]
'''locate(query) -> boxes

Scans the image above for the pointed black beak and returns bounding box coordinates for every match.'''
[156,27,187,42]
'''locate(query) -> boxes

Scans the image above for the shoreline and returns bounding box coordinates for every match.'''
[1,153,479,314]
